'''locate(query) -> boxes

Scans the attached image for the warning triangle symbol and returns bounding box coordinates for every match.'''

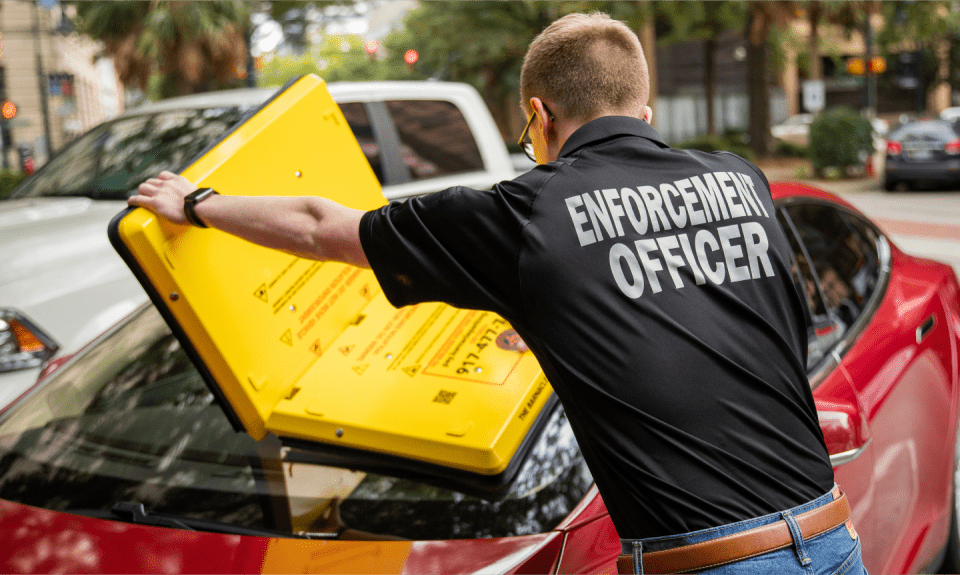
[253,283,268,303]
[402,364,420,378]
[339,345,355,356]
[279,329,293,347]
[352,363,369,375]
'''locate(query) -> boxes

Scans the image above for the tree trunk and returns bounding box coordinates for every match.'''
[705,37,716,136]
[746,9,773,158]
[808,2,822,81]
[639,2,657,125]
[703,1,723,137]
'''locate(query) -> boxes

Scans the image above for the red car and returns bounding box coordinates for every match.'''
[0,182,958,574]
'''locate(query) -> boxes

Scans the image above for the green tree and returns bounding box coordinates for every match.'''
[876,1,960,113]
[72,1,251,99]
[265,1,354,55]
[744,1,796,158]
[257,35,411,87]
[380,2,652,139]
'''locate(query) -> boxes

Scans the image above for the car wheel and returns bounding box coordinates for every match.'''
[939,426,960,572]
[883,177,896,192]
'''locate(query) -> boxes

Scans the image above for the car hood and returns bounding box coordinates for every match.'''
[0,197,147,351]
[0,197,122,288]
[0,499,560,574]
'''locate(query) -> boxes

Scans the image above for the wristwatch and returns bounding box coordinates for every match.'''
[183,187,219,228]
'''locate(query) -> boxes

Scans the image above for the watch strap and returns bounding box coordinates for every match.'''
[183,188,218,228]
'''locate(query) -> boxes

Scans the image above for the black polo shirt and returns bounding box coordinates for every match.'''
[359,116,834,539]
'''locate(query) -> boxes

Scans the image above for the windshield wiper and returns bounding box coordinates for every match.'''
[67,501,309,538]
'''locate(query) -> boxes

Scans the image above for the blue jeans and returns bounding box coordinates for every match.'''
[620,487,866,574]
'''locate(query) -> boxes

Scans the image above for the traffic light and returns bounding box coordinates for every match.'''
[404,49,419,72]
[846,57,865,76]
[1,100,14,150]
[1,100,15,120]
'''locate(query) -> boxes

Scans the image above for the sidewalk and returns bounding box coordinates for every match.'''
[754,157,881,196]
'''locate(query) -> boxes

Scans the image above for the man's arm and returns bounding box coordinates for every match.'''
[129,171,370,268]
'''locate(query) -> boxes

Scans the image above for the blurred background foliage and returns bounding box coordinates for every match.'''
[56,0,960,160]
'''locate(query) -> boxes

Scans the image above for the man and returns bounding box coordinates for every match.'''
[131,13,864,574]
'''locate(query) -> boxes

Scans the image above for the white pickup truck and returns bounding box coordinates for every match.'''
[0,81,517,408]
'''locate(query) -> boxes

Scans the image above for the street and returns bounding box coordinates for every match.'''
[760,160,960,278]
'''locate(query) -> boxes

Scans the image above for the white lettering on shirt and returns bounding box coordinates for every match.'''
[563,170,776,298]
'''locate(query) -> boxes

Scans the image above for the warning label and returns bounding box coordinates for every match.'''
[273,261,323,315]
[422,312,524,384]
[254,283,268,303]
[295,267,364,341]
[280,329,293,347]
[332,304,528,385]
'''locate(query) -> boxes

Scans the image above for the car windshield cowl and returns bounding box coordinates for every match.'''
[67,501,313,539]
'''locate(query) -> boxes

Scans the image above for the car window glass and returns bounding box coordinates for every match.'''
[384,100,484,181]
[339,102,384,185]
[783,203,876,331]
[891,121,957,141]
[777,208,844,370]
[0,306,591,540]
[11,106,252,200]
[837,211,882,307]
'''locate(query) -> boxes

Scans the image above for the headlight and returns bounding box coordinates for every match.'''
[0,309,58,373]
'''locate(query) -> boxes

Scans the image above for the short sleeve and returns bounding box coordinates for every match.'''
[359,180,537,319]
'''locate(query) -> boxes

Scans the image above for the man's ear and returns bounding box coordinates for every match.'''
[530,97,553,137]
[643,105,653,123]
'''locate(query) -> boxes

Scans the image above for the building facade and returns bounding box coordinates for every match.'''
[0,0,123,170]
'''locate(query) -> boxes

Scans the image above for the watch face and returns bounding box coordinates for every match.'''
[190,188,216,202]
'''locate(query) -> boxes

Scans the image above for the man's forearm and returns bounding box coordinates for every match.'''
[195,194,370,268]
[129,171,370,268]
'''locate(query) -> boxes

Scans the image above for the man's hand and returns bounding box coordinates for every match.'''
[128,171,198,225]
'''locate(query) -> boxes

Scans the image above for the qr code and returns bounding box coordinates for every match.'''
[433,390,457,404]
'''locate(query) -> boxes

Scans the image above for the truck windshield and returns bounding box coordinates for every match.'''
[0,305,591,540]
[10,106,252,201]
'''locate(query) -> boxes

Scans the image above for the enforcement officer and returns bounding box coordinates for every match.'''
[131,12,865,574]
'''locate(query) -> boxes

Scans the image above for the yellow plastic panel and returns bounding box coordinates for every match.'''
[112,75,552,475]
[268,298,550,475]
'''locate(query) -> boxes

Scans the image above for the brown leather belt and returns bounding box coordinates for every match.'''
[616,492,851,574]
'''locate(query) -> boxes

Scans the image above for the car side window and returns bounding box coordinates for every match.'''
[837,211,882,309]
[384,99,484,181]
[777,208,843,370]
[339,102,385,184]
[783,203,878,331]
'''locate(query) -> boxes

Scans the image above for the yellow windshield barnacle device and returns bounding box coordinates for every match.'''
[109,75,554,486]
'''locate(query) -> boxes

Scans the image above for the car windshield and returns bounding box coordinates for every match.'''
[0,305,592,540]
[10,105,254,201]
[890,121,958,141]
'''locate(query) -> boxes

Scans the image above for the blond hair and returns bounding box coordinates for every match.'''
[520,12,649,122]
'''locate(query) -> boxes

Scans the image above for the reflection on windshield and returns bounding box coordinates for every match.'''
[11,106,253,201]
[0,306,592,540]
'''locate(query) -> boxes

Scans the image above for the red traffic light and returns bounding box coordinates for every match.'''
[404,49,419,65]
[364,41,379,55]
[1,100,16,120]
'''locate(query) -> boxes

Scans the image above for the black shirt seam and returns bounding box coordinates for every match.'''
[515,153,582,323]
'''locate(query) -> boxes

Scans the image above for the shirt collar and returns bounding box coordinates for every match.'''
[558,116,668,159]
